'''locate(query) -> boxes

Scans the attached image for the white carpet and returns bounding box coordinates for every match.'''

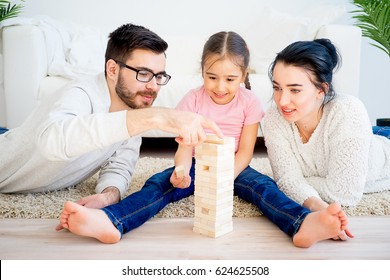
[1,157,389,218]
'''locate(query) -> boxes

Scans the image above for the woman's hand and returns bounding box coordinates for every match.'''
[332,228,354,241]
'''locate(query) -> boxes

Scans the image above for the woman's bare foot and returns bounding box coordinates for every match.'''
[293,203,349,248]
[58,201,121,244]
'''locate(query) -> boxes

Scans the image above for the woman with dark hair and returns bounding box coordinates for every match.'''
[263,39,390,238]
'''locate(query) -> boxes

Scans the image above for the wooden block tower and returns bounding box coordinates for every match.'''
[193,134,235,238]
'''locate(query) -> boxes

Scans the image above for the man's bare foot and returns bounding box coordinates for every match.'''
[59,201,121,244]
[293,203,349,248]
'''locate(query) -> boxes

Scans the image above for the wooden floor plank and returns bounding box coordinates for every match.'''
[1,216,389,260]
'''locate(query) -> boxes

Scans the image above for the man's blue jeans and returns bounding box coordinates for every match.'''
[102,159,311,239]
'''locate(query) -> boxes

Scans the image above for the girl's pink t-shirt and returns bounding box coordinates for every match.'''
[176,86,264,151]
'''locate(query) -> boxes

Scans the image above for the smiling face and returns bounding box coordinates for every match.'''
[272,62,325,127]
[202,54,246,105]
[109,49,167,110]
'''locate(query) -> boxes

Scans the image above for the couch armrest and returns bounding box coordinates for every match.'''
[315,24,362,98]
[2,25,47,128]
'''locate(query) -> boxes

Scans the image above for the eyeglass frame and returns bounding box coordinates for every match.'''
[115,60,171,85]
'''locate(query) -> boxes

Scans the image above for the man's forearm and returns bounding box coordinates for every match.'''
[125,107,169,137]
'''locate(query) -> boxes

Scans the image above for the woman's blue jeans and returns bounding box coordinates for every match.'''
[102,159,311,239]
[373,126,390,139]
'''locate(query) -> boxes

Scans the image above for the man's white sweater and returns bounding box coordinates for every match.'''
[0,73,141,197]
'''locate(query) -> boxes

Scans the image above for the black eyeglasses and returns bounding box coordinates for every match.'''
[116,61,171,85]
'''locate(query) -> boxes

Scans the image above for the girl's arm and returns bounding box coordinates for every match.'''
[174,144,193,174]
[234,123,259,179]
[170,144,194,188]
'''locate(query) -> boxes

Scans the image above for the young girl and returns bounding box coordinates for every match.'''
[58,32,349,248]
[263,39,390,214]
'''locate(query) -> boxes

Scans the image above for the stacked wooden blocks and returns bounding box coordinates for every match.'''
[193,134,235,238]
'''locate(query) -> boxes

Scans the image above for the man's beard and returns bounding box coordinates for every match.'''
[115,74,157,109]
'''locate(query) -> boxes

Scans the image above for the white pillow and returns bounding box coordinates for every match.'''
[242,5,345,75]
[66,27,108,76]
[164,35,206,76]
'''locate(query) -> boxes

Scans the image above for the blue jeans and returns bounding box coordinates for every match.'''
[0,127,8,135]
[102,158,311,239]
[373,126,390,139]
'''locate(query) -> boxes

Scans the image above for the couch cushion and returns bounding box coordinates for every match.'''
[38,76,70,99]
[241,5,345,75]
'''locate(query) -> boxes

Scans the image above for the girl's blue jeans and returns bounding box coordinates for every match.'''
[102,159,311,239]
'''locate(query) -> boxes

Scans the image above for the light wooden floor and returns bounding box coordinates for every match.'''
[1,216,389,260]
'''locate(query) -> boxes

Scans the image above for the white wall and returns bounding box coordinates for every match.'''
[0,53,5,126]
[6,0,390,125]
[359,38,390,124]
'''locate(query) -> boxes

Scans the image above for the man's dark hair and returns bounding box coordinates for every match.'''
[105,23,168,69]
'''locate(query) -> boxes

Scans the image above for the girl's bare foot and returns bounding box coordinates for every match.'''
[293,203,348,248]
[59,201,121,244]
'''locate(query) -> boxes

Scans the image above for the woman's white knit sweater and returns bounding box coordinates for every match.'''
[262,94,390,206]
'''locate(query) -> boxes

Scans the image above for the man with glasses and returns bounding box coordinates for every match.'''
[115,60,171,86]
[0,23,222,209]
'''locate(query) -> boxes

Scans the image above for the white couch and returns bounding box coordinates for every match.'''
[0,7,361,137]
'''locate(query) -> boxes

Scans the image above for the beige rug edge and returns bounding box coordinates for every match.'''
[1,157,389,219]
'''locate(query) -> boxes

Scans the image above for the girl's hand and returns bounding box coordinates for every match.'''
[170,169,191,189]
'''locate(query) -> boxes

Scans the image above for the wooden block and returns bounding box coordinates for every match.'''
[193,226,215,237]
[194,189,233,200]
[195,178,234,188]
[194,204,233,215]
[195,204,234,215]
[204,134,225,144]
[195,135,235,159]
[195,143,235,156]
[195,183,233,195]
[193,221,233,233]
[195,168,233,179]
[195,159,234,171]
[193,221,233,238]
[194,217,217,227]
[174,165,184,178]
[194,213,233,225]
[195,189,231,199]
[194,218,233,232]
[195,176,234,185]
[196,154,234,164]
[204,134,236,145]
[194,198,233,214]
[219,136,235,146]
[194,207,233,218]
[195,164,234,176]
[213,224,234,238]
[194,205,233,219]
[194,195,233,207]
[195,162,233,173]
